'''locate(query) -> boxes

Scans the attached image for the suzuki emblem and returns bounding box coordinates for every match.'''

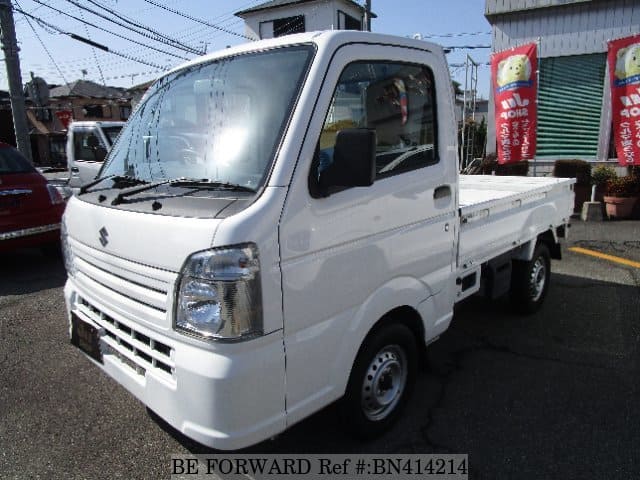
[99,227,109,247]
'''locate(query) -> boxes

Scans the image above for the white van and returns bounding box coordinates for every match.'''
[66,121,124,189]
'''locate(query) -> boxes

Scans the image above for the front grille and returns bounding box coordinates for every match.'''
[69,237,177,327]
[76,296,175,380]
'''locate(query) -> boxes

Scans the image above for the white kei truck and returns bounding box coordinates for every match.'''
[66,121,125,190]
[62,31,574,450]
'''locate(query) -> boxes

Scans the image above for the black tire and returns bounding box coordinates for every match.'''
[339,323,418,439]
[510,243,551,314]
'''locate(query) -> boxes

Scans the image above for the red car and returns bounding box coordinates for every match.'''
[0,142,65,254]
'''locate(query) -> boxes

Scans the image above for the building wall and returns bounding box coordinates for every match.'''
[490,0,640,57]
[242,0,363,39]
[486,0,593,17]
[49,98,131,128]
[485,0,640,161]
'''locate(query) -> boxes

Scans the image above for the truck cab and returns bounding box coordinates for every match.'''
[66,121,124,189]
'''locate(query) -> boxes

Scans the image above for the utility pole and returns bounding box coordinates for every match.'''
[0,0,33,162]
[364,0,372,32]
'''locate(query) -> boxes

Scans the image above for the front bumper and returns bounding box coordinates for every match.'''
[64,277,287,450]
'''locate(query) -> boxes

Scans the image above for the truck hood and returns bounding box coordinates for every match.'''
[64,196,220,272]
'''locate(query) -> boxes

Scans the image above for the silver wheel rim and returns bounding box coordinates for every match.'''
[529,256,547,302]
[361,345,407,421]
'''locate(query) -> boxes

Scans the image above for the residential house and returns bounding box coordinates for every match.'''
[48,79,132,129]
[235,0,373,39]
[24,79,133,166]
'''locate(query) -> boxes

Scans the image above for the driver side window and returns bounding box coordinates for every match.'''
[314,61,437,184]
[73,129,106,163]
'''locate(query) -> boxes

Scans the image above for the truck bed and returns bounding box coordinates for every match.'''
[457,174,575,268]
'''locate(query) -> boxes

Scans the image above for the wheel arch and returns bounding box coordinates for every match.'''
[334,295,428,400]
[537,229,562,260]
[361,306,426,368]
[513,228,562,262]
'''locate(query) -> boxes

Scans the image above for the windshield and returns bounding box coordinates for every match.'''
[102,45,314,189]
[102,126,123,146]
[0,146,36,174]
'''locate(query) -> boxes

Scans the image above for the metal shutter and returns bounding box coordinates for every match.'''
[537,53,606,159]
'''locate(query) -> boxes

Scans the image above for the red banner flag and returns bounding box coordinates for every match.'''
[608,34,640,166]
[55,110,73,130]
[491,43,538,164]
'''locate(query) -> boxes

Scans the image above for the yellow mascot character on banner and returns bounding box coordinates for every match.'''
[496,54,532,87]
[615,43,640,81]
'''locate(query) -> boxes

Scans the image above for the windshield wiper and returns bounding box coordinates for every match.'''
[109,178,256,206]
[78,175,115,194]
[169,178,256,193]
[79,175,146,195]
[111,178,173,205]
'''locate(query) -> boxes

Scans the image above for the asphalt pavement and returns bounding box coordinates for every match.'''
[0,220,638,479]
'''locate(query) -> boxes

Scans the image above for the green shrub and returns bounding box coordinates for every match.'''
[591,165,617,186]
[605,176,640,198]
[553,159,591,185]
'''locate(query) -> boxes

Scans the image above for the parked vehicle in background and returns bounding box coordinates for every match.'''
[0,143,65,254]
[66,121,124,189]
[62,31,574,450]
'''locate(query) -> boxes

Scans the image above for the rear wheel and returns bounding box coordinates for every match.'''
[510,243,551,314]
[340,323,417,438]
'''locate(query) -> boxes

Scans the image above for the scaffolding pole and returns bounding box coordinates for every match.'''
[459,54,479,171]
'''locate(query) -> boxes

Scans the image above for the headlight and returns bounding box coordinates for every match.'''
[175,243,262,341]
[61,217,76,277]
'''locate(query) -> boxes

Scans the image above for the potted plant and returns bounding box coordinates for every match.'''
[591,165,617,202]
[603,175,640,219]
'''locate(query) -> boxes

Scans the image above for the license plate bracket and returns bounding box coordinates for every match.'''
[71,313,103,364]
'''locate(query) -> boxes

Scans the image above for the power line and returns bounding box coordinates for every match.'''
[450,62,490,68]
[422,31,491,39]
[79,8,106,85]
[30,0,189,61]
[62,0,203,55]
[86,0,205,54]
[14,8,170,72]
[14,0,68,84]
[445,45,491,50]
[140,0,255,41]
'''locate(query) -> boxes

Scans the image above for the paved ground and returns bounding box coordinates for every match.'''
[0,220,638,479]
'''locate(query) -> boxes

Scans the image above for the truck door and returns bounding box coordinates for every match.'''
[278,43,458,421]
[68,127,108,188]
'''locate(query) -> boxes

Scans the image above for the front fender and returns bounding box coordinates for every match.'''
[328,276,432,395]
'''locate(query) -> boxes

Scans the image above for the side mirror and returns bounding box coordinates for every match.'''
[319,129,376,193]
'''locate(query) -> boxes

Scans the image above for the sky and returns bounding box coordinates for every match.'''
[2,0,492,97]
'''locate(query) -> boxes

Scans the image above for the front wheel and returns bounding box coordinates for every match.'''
[510,243,551,314]
[339,323,417,439]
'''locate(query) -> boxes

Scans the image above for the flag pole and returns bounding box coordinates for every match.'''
[534,36,541,177]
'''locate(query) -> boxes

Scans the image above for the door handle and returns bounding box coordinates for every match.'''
[434,185,451,199]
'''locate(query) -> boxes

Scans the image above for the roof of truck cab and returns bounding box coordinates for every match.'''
[162,30,445,78]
